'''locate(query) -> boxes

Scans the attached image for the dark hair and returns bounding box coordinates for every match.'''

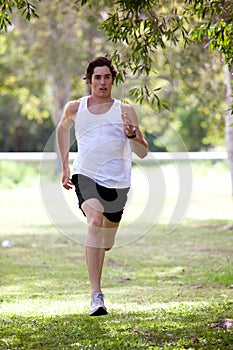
[84,56,117,83]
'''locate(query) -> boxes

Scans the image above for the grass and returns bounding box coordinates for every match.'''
[0,161,41,189]
[0,160,233,349]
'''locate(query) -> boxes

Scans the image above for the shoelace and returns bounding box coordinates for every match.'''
[92,292,104,304]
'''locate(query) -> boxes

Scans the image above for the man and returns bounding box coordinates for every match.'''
[56,56,148,316]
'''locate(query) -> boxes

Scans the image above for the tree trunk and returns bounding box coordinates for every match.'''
[50,69,71,127]
[49,68,71,173]
[224,64,233,195]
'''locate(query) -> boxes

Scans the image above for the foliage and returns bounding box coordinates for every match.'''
[165,43,226,148]
[0,94,54,152]
[186,0,233,67]
[0,1,114,151]
[0,20,50,132]
[0,0,230,151]
[100,0,192,105]
[98,0,232,105]
[1,0,232,90]
[0,161,41,188]
[0,0,41,30]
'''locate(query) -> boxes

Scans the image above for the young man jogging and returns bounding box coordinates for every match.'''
[56,56,148,316]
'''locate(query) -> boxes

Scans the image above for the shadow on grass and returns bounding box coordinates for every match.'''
[1,219,233,349]
[1,302,233,350]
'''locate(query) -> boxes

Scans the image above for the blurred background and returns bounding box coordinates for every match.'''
[0,1,228,154]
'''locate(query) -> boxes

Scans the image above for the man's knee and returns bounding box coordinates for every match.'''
[88,213,103,228]
[82,199,104,228]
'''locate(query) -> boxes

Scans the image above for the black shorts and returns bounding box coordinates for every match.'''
[71,174,130,223]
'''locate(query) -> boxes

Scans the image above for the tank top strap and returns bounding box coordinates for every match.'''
[78,96,88,112]
[113,98,121,108]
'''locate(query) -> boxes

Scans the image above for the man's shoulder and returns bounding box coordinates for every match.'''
[121,102,135,113]
[66,99,80,113]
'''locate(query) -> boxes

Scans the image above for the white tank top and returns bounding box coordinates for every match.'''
[73,96,132,188]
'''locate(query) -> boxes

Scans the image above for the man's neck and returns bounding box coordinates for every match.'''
[87,96,114,115]
[88,95,113,106]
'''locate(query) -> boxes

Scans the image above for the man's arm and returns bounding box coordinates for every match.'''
[122,104,148,159]
[56,101,78,189]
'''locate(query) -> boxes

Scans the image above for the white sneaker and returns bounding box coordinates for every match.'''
[89,291,108,316]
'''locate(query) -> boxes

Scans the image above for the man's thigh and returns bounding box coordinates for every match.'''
[81,198,104,224]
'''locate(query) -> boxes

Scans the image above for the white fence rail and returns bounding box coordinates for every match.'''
[0,152,228,162]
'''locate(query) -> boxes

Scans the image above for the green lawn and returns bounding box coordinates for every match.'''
[0,161,232,349]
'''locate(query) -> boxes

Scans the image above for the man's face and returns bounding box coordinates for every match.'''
[90,66,114,98]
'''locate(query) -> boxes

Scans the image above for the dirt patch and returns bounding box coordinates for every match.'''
[210,319,233,330]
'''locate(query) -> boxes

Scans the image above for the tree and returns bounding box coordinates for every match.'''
[0,0,115,153]
[163,42,226,150]
[1,0,232,88]
[83,0,233,192]
[1,0,232,188]
[0,21,53,151]
[186,0,233,191]
[1,0,114,125]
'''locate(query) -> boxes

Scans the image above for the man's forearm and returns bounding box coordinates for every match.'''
[131,140,148,159]
[130,129,148,159]
[56,125,71,169]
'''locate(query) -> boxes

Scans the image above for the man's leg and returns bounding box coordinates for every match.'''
[102,216,119,251]
[82,199,120,292]
[82,198,105,294]
[81,198,120,316]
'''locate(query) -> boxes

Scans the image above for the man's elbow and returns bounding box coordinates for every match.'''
[56,123,62,139]
[56,122,69,134]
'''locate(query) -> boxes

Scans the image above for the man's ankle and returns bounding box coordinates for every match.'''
[92,290,102,296]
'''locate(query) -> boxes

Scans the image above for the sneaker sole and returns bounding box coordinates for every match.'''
[89,307,108,316]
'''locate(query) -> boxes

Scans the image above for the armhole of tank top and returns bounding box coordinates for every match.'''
[79,96,87,111]
[115,98,121,107]
[118,100,124,122]
[113,98,120,112]
[119,100,123,113]
[75,96,87,122]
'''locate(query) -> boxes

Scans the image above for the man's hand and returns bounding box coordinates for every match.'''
[62,166,73,190]
[122,112,136,137]
[121,105,148,158]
